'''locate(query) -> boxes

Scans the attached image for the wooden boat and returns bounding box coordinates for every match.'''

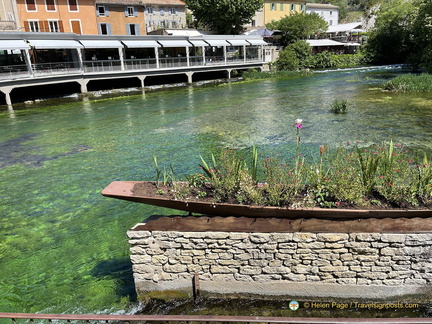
[101,181,432,219]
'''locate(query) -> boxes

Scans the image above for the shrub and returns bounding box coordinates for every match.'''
[382,73,432,92]
[329,99,348,114]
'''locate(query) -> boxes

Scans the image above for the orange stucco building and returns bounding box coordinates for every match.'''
[17,0,99,34]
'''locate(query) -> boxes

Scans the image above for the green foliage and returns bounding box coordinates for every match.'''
[382,74,432,92]
[329,99,348,114]
[275,47,366,71]
[241,69,313,80]
[266,12,328,46]
[184,0,264,34]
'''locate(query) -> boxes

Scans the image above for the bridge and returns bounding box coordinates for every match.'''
[0,32,269,106]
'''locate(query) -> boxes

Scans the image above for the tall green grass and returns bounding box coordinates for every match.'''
[383,73,432,92]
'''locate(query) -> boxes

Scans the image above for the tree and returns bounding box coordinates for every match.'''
[409,0,432,72]
[266,12,328,46]
[184,0,264,34]
[275,40,314,70]
[364,0,416,65]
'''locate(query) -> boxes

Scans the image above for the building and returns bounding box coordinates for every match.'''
[141,0,186,34]
[17,0,99,34]
[0,0,19,30]
[306,3,339,26]
[246,0,307,30]
[95,0,146,35]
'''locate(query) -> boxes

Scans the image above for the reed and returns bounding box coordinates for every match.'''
[383,73,432,92]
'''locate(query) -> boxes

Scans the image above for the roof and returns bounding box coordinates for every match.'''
[164,29,205,36]
[306,39,345,47]
[327,22,363,33]
[96,0,185,4]
[306,3,339,9]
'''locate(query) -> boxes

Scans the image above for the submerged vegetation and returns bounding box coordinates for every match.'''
[242,69,312,80]
[153,120,432,210]
[382,73,432,92]
[329,99,348,114]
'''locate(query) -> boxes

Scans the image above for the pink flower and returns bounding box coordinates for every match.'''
[294,118,303,129]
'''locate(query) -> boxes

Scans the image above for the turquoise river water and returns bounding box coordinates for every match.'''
[1,66,432,315]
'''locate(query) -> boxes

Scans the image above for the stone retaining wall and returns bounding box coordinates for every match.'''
[127,226,432,296]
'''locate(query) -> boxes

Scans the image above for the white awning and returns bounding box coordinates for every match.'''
[122,40,161,48]
[227,39,249,46]
[246,39,268,46]
[327,22,362,33]
[306,39,345,47]
[79,40,123,48]
[157,40,192,47]
[205,39,229,47]
[0,40,30,50]
[188,40,208,47]
[29,39,83,49]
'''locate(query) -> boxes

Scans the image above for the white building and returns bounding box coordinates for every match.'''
[306,3,339,26]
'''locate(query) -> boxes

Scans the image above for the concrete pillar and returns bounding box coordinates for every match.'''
[1,86,13,106]
[23,49,34,77]
[119,47,125,71]
[186,47,190,67]
[223,46,227,64]
[76,48,84,71]
[227,69,231,79]
[243,45,246,63]
[138,75,146,88]
[79,79,89,93]
[202,46,205,66]
[186,72,193,84]
[155,47,159,69]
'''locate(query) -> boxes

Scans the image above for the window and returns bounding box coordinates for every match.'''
[126,6,135,16]
[290,4,295,10]
[300,4,304,11]
[48,20,59,32]
[28,20,40,32]
[68,0,78,11]
[146,6,153,14]
[160,8,165,15]
[270,3,276,10]
[127,23,140,35]
[97,5,109,17]
[26,0,36,11]
[98,22,111,35]
[71,20,81,34]
[45,0,55,11]
[280,3,283,10]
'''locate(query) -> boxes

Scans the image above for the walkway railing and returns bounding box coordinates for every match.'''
[1,313,432,324]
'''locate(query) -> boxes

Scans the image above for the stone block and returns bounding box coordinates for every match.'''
[127,230,151,239]
[380,234,406,243]
[293,233,316,242]
[316,233,349,242]
[253,274,282,282]
[163,264,187,273]
[210,265,238,274]
[239,266,263,275]
[250,234,270,243]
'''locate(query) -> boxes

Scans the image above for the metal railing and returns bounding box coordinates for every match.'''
[0,64,30,79]
[1,312,432,324]
[32,61,82,76]
[82,60,122,73]
[124,58,157,70]
[0,55,264,81]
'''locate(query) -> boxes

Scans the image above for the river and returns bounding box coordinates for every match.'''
[0,66,432,315]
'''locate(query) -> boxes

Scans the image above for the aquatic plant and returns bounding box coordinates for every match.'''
[329,99,348,114]
[382,73,432,92]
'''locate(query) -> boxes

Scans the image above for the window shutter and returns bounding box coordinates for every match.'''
[96,6,99,16]
[126,23,131,35]
[107,23,112,35]
[24,21,30,32]
[124,7,128,16]
[105,6,109,16]
[135,24,140,35]
[134,7,138,16]
[43,20,49,32]
[59,20,64,32]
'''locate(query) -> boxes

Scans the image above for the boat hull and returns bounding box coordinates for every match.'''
[101,181,432,219]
